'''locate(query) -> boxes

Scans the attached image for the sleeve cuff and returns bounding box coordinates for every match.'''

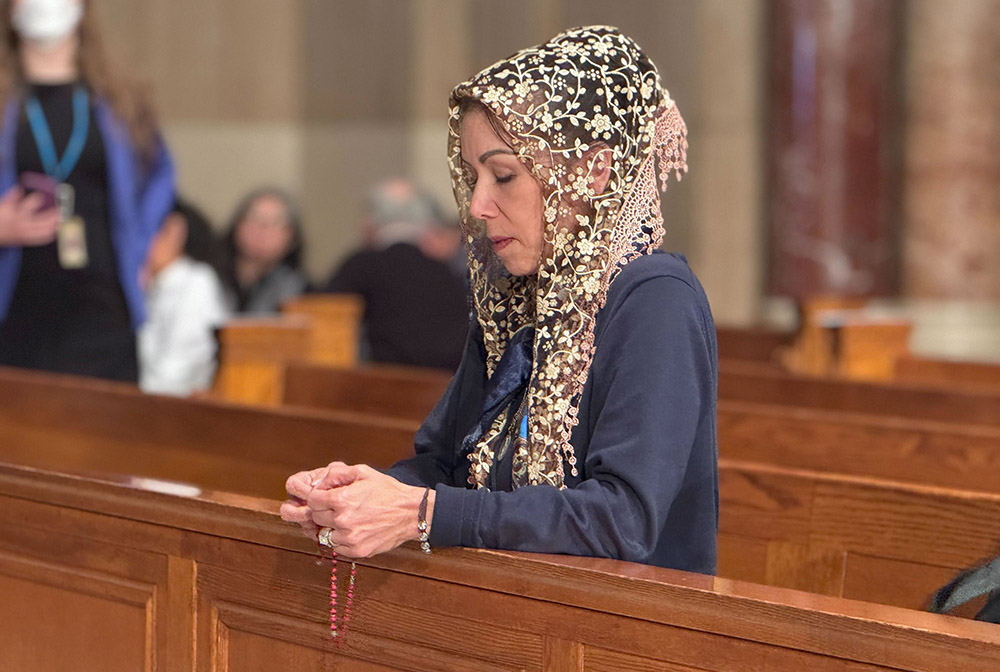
[428,484,484,548]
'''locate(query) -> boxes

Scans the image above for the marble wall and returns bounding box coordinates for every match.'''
[767,0,898,300]
[902,0,1000,301]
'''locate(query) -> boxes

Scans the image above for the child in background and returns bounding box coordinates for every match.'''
[138,198,229,396]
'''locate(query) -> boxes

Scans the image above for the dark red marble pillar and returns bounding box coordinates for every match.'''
[903,0,1000,300]
[767,0,899,299]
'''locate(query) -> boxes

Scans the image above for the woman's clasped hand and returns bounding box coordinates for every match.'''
[282,462,433,559]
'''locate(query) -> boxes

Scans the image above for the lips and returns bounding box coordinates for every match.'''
[490,236,513,252]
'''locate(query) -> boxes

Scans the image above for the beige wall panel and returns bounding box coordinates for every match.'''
[300,122,413,280]
[162,120,305,229]
[468,0,563,73]
[905,302,1000,363]
[211,0,305,121]
[559,0,700,107]
[304,0,414,122]
[698,0,765,128]
[409,119,459,221]
[99,0,304,122]
[92,0,152,76]
[412,0,473,120]
[692,0,765,325]
[694,129,764,324]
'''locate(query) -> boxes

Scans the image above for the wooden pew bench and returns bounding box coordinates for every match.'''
[718,322,1000,391]
[717,458,1000,609]
[3,368,998,614]
[717,399,1000,493]
[895,355,1000,393]
[720,358,1000,429]
[2,461,998,672]
[282,361,452,423]
[273,362,1000,494]
[0,366,417,500]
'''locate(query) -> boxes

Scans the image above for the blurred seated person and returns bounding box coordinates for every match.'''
[224,187,308,314]
[419,215,467,279]
[138,198,229,395]
[325,178,469,371]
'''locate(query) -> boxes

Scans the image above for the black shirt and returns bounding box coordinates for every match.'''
[0,82,136,382]
[325,243,470,371]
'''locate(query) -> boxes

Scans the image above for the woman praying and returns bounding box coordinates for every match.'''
[282,26,718,573]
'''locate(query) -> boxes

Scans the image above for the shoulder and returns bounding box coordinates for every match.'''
[603,252,710,321]
[183,258,224,289]
[328,248,381,280]
[161,258,223,297]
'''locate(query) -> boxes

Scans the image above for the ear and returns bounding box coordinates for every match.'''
[587,147,613,195]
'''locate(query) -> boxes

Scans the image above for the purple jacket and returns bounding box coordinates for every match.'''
[0,97,175,328]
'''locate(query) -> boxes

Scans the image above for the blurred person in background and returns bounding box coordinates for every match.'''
[223,186,308,314]
[0,0,175,382]
[324,177,469,371]
[138,198,229,396]
[419,214,467,280]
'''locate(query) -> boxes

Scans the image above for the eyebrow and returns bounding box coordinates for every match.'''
[478,148,516,163]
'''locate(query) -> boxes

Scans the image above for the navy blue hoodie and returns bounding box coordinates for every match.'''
[389,252,718,574]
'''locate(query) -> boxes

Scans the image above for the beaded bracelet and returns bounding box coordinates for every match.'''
[418,487,431,554]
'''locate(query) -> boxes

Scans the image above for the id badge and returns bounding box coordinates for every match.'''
[58,216,88,269]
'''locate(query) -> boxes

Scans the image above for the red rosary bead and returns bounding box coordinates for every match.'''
[324,548,357,641]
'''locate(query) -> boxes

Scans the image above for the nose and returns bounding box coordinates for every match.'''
[469,181,498,221]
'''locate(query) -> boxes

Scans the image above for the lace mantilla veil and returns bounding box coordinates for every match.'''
[447,26,688,490]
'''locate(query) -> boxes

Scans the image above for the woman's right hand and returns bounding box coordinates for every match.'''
[0,187,59,247]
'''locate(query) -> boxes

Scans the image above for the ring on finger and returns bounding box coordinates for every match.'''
[318,527,336,548]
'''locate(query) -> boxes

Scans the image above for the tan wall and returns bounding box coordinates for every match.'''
[94,0,767,323]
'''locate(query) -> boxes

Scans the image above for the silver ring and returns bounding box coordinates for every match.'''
[318,527,335,548]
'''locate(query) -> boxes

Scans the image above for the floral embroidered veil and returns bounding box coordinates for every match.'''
[448,25,687,490]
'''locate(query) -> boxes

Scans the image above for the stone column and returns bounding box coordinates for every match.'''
[767,0,898,299]
[903,0,1000,300]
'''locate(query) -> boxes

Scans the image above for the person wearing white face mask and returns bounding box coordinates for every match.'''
[0,0,175,382]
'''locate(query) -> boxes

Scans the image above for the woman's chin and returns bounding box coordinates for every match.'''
[501,258,539,277]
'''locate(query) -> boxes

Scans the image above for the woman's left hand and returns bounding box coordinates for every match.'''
[305,464,433,559]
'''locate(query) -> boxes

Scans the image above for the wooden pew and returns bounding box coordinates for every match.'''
[5,367,1000,616]
[212,316,312,406]
[212,294,364,406]
[719,321,1000,392]
[274,362,1000,494]
[275,349,1000,438]
[3,459,999,671]
[717,399,1000,493]
[716,325,792,364]
[895,354,1000,393]
[0,366,417,500]
[282,293,364,366]
[717,458,1000,609]
[277,375,1000,609]
[282,361,452,422]
[720,359,1000,429]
